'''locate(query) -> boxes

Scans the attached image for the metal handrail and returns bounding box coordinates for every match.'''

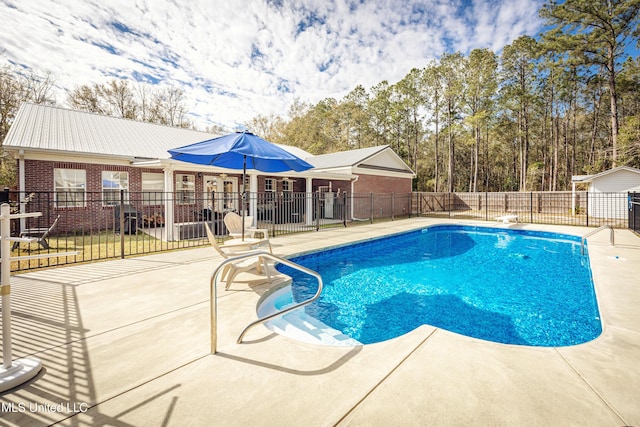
[581,225,614,255]
[210,251,323,353]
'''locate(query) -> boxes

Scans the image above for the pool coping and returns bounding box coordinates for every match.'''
[0,217,638,426]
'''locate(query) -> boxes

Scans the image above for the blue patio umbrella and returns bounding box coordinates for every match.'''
[169,131,313,239]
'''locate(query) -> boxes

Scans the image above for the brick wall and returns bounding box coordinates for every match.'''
[22,160,167,233]
[353,174,412,194]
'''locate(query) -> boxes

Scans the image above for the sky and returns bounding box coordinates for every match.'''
[0,0,545,131]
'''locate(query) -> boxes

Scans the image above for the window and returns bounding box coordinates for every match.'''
[282,179,292,201]
[102,171,129,206]
[264,178,275,202]
[142,172,164,205]
[265,178,275,193]
[54,168,86,208]
[176,174,195,204]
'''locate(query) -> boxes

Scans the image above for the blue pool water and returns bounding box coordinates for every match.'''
[274,225,602,347]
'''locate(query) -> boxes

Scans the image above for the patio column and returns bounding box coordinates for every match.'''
[305,177,313,225]
[250,173,258,226]
[164,166,175,241]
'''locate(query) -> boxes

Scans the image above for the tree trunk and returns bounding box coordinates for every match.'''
[434,115,440,192]
[473,124,480,192]
[608,48,619,166]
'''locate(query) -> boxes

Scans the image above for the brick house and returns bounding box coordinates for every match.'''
[3,103,415,238]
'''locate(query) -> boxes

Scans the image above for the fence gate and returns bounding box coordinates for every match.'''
[630,192,640,235]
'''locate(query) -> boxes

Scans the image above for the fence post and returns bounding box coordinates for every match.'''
[315,191,320,231]
[586,192,589,227]
[343,191,347,227]
[408,192,413,218]
[370,193,374,224]
[448,193,451,218]
[484,191,489,221]
[119,190,125,259]
[530,192,533,223]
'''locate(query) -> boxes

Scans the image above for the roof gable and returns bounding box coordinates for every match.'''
[308,146,414,175]
[573,166,640,183]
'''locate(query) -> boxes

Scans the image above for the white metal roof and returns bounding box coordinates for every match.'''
[308,145,415,176]
[308,146,387,169]
[572,166,640,183]
[3,103,221,159]
[3,103,311,162]
[3,103,414,179]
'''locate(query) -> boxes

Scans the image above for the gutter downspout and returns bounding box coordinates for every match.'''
[18,150,26,231]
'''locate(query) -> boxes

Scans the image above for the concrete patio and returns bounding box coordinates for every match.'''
[0,217,639,426]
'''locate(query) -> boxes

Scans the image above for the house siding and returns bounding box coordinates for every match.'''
[588,169,640,219]
[590,170,640,193]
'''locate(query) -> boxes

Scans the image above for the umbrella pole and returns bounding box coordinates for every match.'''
[241,155,246,241]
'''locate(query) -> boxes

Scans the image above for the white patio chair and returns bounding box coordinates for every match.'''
[205,223,270,290]
[223,212,272,252]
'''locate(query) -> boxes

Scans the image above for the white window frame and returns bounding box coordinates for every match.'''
[141,172,164,205]
[282,179,292,201]
[176,174,195,204]
[54,168,86,208]
[102,171,129,206]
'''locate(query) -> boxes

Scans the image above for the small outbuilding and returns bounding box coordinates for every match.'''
[572,166,640,219]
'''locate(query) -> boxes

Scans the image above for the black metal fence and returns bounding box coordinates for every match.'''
[2,189,634,272]
[4,190,413,271]
[630,192,640,235]
[413,191,630,228]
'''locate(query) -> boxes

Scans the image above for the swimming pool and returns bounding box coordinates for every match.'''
[264,225,602,347]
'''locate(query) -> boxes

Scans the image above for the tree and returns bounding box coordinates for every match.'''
[464,48,498,192]
[423,61,444,191]
[68,80,134,117]
[149,87,191,128]
[0,64,56,186]
[68,78,192,127]
[500,36,540,191]
[393,69,426,174]
[340,85,370,150]
[540,0,640,166]
[440,52,466,192]
[247,113,286,142]
[368,81,393,148]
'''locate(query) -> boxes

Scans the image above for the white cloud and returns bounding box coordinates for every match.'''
[0,0,544,131]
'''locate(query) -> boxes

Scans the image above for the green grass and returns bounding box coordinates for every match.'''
[10,231,207,272]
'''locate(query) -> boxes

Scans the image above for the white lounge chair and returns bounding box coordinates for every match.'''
[205,223,270,290]
[223,212,272,252]
[495,214,518,224]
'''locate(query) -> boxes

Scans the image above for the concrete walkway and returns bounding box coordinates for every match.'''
[0,218,639,426]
